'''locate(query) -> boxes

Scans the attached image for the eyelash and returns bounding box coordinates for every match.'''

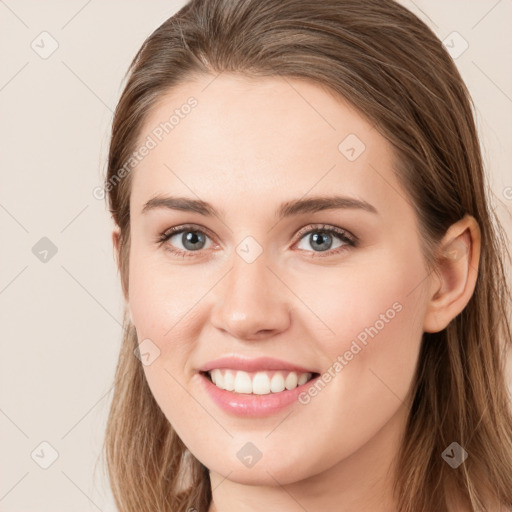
[157,223,357,259]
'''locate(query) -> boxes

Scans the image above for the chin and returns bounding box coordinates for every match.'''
[206,453,316,486]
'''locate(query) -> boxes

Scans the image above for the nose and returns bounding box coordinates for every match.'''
[209,251,291,341]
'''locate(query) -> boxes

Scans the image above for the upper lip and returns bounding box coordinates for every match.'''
[198,355,317,374]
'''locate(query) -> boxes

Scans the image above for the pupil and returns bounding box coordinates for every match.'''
[311,232,331,251]
[183,231,204,250]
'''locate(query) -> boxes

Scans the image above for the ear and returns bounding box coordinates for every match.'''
[112,227,131,312]
[423,214,481,333]
[112,228,121,272]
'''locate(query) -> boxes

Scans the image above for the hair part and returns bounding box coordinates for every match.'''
[102,1,512,510]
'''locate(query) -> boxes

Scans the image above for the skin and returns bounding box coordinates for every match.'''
[112,73,481,512]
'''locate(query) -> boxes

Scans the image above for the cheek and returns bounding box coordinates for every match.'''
[290,248,427,445]
[128,257,205,445]
[291,292,424,478]
[323,268,425,361]
[283,246,427,424]
[128,243,207,347]
[127,248,212,416]
[287,241,427,363]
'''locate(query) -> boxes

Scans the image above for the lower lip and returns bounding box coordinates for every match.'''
[198,372,319,417]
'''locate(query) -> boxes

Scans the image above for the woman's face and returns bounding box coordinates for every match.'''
[126,73,432,485]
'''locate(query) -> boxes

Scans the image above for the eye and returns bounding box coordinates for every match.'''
[157,223,357,259]
[157,225,214,258]
[294,224,356,257]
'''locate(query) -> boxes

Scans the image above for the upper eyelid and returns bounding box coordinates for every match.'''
[161,224,217,244]
[295,223,355,242]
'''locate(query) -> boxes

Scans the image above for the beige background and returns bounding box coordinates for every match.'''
[1,1,511,510]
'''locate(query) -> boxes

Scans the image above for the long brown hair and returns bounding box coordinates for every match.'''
[101,1,512,510]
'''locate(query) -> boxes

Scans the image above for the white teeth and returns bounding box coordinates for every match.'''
[211,369,222,387]
[270,372,285,393]
[297,373,309,386]
[207,369,313,395]
[285,372,298,390]
[223,370,235,391]
[234,371,252,393]
[252,372,271,395]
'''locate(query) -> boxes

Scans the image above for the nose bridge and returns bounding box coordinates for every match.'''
[210,246,290,339]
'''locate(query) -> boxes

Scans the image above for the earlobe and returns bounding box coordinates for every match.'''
[423,214,481,333]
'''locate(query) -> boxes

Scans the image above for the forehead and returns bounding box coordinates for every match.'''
[130,73,407,220]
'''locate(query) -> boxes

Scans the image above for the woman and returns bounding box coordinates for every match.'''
[101,0,512,510]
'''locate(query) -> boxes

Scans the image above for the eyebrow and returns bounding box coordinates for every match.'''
[141,194,378,218]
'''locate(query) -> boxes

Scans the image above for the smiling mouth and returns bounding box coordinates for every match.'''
[200,369,320,395]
